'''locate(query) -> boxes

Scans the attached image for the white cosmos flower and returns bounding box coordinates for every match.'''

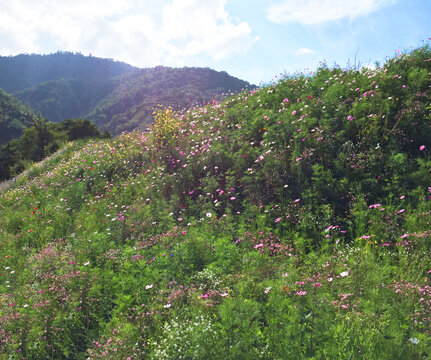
[409,338,419,345]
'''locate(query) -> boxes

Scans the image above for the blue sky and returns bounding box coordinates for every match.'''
[0,0,429,85]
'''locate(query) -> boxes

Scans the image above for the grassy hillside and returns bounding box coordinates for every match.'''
[0,117,108,181]
[0,45,430,359]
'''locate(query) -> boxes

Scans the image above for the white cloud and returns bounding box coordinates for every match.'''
[160,0,255,62]
[266,0,395,25]
[295,47,315,55]
[0,0,256,67]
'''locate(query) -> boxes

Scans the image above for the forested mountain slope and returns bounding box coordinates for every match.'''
[86,66,252,134]
[0,52,135,93]
[1,53,251,136]
[0,89,32,145]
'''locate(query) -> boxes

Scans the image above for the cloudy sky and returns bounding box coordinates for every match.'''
[0,0,429,84]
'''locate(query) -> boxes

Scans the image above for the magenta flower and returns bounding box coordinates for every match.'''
[419,145,426,151]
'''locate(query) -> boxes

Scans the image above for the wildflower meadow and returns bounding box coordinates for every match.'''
[0,44,430,359]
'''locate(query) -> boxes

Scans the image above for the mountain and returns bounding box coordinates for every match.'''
[0,45,430,359]
[0,88,32,145]
[87,66,252,134]
[0,52,136,93]
[1,53,252,137]
[14,78,116,124]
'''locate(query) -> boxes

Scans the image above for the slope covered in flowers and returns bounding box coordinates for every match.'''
[0,45,430,359]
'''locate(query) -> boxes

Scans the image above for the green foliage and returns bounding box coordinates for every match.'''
[0,44,430,359]
[152,106,179,148]
[0,116,107,180]
[0,89,32,146]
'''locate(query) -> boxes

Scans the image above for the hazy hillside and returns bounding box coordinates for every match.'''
[0,52,136,93]
[0,89,32,145]
[14,78,116,123]
[2,53,251,136]
[0,45,429,359]
[87,66,252,134]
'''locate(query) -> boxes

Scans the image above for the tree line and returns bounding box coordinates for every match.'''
[0,116,109,180]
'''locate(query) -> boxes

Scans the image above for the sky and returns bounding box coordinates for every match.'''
[0,0,430,85]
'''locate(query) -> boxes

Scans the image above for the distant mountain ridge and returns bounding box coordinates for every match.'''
[0,52,252,136]
[0,52,136,93]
